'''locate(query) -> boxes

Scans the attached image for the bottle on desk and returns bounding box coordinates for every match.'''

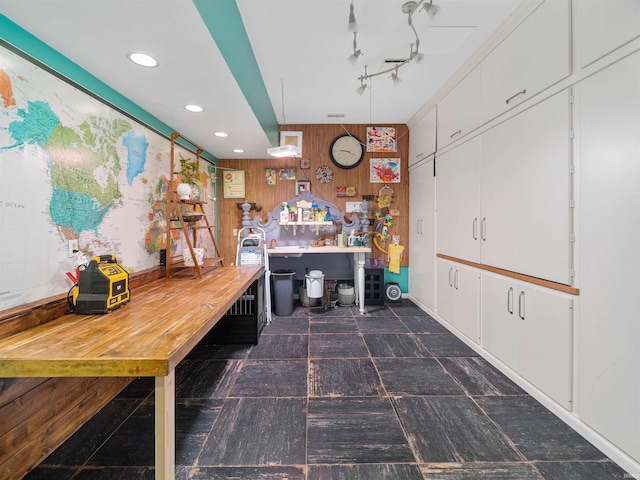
[280,202,289,222]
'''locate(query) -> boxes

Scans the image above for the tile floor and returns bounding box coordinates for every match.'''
[26,301,628,480]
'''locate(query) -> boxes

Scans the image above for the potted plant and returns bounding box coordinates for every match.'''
[175,157,202,200]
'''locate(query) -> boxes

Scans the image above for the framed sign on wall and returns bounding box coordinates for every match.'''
[223,170,246,198]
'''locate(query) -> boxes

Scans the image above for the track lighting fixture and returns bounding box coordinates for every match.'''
[347,0,440,91]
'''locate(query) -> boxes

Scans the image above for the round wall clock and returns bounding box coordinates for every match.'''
[316,165,334,183]
[329,134,365,169]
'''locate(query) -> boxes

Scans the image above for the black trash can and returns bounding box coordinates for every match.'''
[271,269,296,316]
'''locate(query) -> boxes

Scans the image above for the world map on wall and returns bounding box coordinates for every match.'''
[0,46,188,311]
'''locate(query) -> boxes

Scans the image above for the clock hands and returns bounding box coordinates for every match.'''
[337,149,355,155]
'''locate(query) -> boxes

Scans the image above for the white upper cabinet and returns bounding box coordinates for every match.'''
[481,0,571,123]
[409,107,437,166]
[437,65,482,150]
[481,91,572,285]
[576,0,640,68]
[436,136,482,263]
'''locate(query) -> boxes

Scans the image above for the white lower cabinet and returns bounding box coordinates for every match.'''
[437,259,480,343]
[481,272,573,409]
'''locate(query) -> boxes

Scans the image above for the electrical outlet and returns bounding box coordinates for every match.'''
[68,239,78,257]
[232,229,238,237]
[346,202,361,213]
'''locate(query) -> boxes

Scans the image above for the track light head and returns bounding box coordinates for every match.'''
[422,1,441,18]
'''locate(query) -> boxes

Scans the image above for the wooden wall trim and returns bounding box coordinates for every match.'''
[436,253,579,295]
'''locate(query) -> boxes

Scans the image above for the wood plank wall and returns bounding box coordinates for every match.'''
[217,124,410,266]
[0,267,166,480]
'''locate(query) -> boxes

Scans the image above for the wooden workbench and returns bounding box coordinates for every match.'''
[0,265,263,480]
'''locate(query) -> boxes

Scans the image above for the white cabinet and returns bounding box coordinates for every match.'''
[481,90,572,285]
[576,0,640,68]
[482,272,573,409]
[437,65,482,150]
[436,136,481,263]
[409,107,437,166]
[437,259,480,343]
[481,0,571,122]
[436,92,572,285]
[577,51,640,461]
[409,158,436,310]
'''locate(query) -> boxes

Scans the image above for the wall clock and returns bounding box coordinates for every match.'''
[329,134,365,169]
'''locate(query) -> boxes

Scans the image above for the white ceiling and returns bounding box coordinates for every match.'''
[0,0,524,159]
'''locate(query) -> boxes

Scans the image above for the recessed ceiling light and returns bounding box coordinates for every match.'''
[214,132,228,137]
[128,52,158,68]
[184,104,204,113]
[233,149,244,153]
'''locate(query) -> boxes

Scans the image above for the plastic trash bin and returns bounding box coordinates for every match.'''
[272,269,296,316]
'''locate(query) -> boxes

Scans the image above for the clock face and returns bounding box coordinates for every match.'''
[329,134,365,169]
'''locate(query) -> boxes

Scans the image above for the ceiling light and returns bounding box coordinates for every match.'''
[267,144,301,158]
[184,104,204,112]
[233,149,244,153]
[214,132,228,137]
[422,1,441,19]
[391,66,402,86]
[347,0,438,90]
[128,52,158,68]
[347,1,358,32]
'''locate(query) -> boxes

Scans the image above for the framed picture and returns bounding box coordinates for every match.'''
[367,127,397,152]
[279,168,296,180]
[280,131,303,157]
[265,168,276,185]
[296,180,310,195]
[223,170,246,198]
[370,158,401,183]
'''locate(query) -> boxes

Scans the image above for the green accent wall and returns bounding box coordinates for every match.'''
[193,0,279,146]
[384,267,408,293]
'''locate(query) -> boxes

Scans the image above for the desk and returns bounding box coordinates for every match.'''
[266,246,370,316]
[0,266,263,480]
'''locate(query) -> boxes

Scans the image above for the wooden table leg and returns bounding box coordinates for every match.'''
[155,371,175,480]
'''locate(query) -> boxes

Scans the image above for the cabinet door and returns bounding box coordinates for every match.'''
[481,0,571,122]
[481,91,571,284]
[481,273,518,367]
[577,0,640,68]
[409,159,436,309]
[578,51,640,460]
[452,264,480,343]
[436,136,481,263]
[482,272,573,409]
[409,107,437,166]
[517,284,573,409]
[436,259,455,324]
[437,65,482,150]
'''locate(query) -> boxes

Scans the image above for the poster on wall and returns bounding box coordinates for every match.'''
[370,158,401,183]
[367,127,397,152]
[0,44,214,311]
[223,170,246,198]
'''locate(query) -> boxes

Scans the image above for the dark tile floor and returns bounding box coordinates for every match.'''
[26,301,628,480]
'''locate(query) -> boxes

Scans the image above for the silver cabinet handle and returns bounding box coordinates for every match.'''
[506,88,527,105]
[449,268,453,287]
[507,287,514,315]
[519,291,525,320]
[416,152,425,160]
[481,218,487,241]
[454,269,459,290]
[450,129,462,139]
[419,219,423,235]
[473,218,478,240]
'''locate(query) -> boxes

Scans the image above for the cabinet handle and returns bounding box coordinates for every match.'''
[481,218,487,241]
[449,268,453,287]
[519,291,525,320]
[454,269,459,290]
[473,218,478,240]
[505,88,527,105]
[507,287,514,315]
[416,152,425,160]
[419,219,423,235]
[450,129,462,139]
